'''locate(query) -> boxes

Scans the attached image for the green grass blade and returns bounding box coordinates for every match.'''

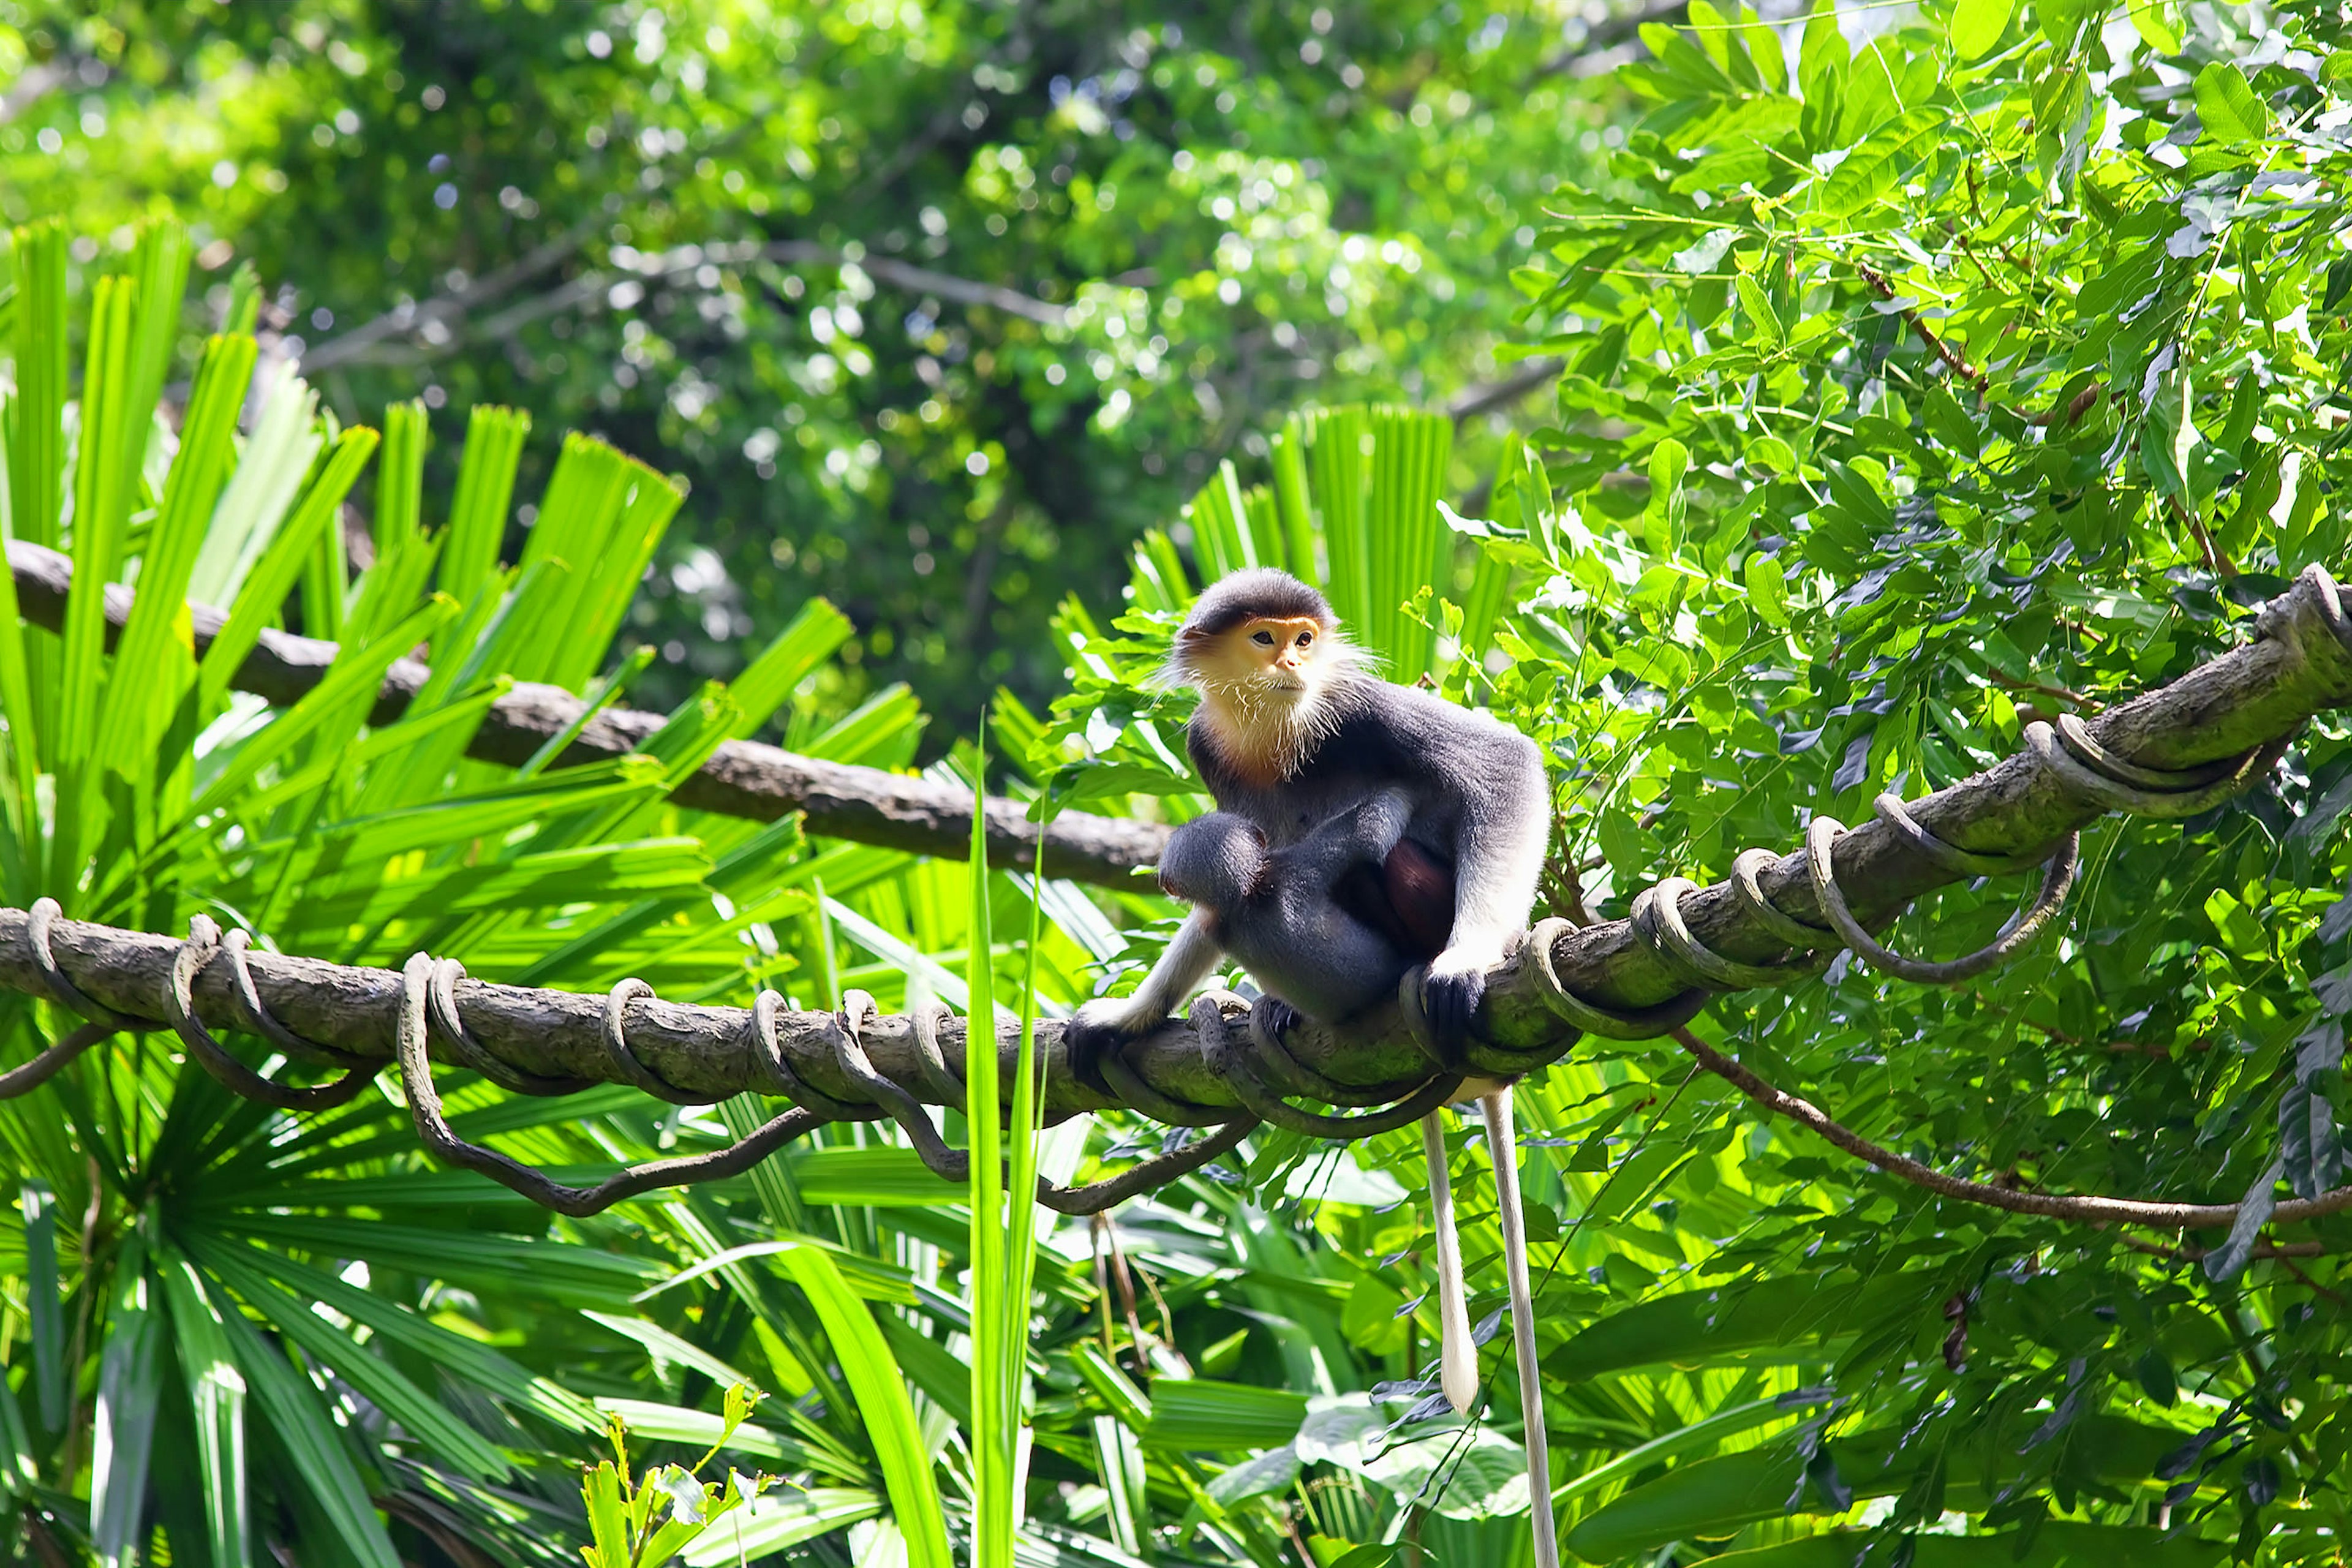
[89,333,257,813]
[726,597,853,736]
[439,404,530,614]
[567,456,683,690]
[297,493,347,644]
[18,1181,63,1430]
[89,1237,162,1568]
[1271,413,1316,578]
[1001,826,1049,1535]
[154,1238,252,1568]
[341,403,444,652]
[197,425,381,712]
[374,398,428,555]
[7,221,68,553]
[1186,460,1255,580]
[766,1246,951,1568]
[1313,406,1369,631]
[966,730,1019,1567]
[186,368,324,609]
[186,1234,595,1434]
[1242,484,1284,576]
[203,1273,401,1568]
[53,275,138,806]
[0,1349,33,1498]
[0,413,45,888]
[514,432,635,684]
[121,219,192,453]
[200,1238,513,1479]
[193,594,456,815]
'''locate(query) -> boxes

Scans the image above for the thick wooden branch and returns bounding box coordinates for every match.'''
[6,540,1168,887]
[7,570,2352,1179]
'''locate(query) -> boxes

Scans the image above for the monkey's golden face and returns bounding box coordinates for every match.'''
[1193,615,1325,696]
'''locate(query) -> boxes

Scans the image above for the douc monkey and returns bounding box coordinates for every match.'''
[1068,570,1557,1563]
[1069,568,1550,1048]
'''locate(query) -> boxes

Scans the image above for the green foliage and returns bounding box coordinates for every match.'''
[0,212,1130,1564]
[579,1384,774,1568]
[10,0,2352,1563]
[0,0,1615,724]
[1018,2,2352,1562]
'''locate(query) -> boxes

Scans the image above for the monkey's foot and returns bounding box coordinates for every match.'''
[1416,967,1488,1060]
[1248,993,1303,1046]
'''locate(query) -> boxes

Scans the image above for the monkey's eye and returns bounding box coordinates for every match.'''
[1295,631,1314,648]
[1251,629,1276,647]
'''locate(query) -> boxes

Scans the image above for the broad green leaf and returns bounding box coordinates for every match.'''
[677,1489,885,1567]
[1566,1418,2195,1560]
[1547,1272,1933,1381]
[2130,0,2184,53]
[1816,108,1942,215]
[2193,61,2269,143]
[1948,0,2016,60]
[1706,1521,2226,1566]
[1141,1379,1309,1450]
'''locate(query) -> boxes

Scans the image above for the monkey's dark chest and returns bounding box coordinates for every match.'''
[1222,772,1455,964]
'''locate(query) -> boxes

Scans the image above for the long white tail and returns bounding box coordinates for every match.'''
[1420,1110,1479,1415]
[1483,1085,1558,1568]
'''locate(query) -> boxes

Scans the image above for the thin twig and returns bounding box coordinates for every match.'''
[1973,658,2093,710]
[1449,358,1564,424]
[1855,261,1988,387]
[1671,1026,2352,1239]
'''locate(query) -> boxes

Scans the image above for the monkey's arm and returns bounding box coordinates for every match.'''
[1069,906,1226,1039]
[1424,728,1550,1040]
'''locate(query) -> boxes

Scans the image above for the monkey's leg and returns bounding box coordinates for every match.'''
[1420,1110,1479,1415]
[1480,1085,1558,1568]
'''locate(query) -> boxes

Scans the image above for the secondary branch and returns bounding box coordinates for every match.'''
[6,540,1167,886]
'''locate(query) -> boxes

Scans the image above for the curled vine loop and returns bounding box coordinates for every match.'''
[0,898,144,1098]
[2026,719,2288,820]
[391,954,822,1217]
[1630,878,1828,991]
[600,978,712,1106]
[166,916,375,1110]
[1804,815,2080,985]
[1521,916,1710,1041]
[1205,991,1460,1138]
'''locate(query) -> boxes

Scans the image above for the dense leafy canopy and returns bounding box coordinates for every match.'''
[0,0,1607,723]
[0,0,2350,1566]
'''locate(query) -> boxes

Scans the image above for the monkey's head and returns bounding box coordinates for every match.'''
[1156,812,1267,911]
[1166,569,1369,779]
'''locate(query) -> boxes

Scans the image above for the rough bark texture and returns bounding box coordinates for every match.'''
[6,540,1169,887]
[7,570,2351,1127]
